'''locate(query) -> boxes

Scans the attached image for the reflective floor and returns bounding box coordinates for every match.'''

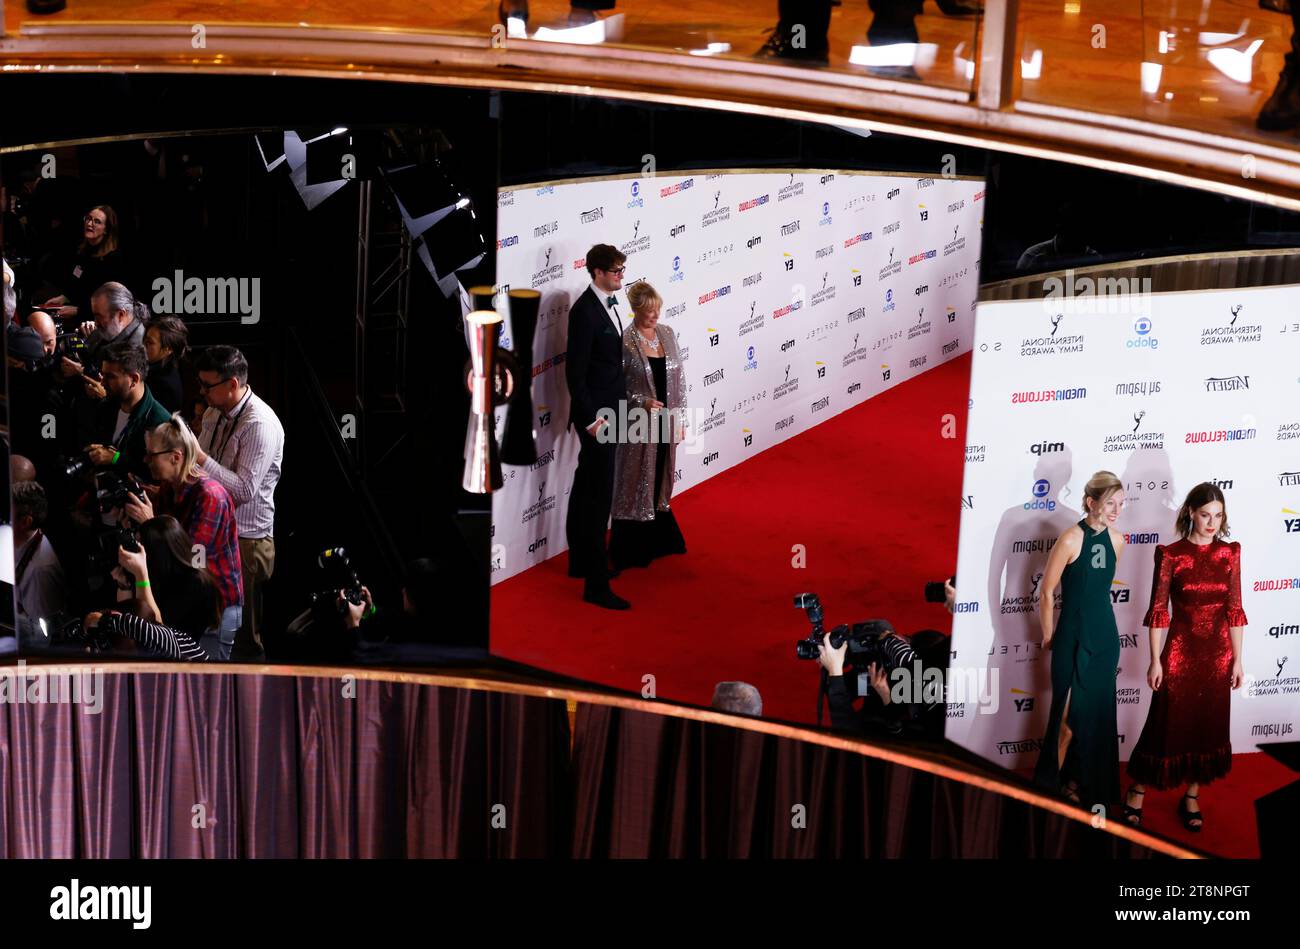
[1018,0,1300,148]
[6,3,1300,153]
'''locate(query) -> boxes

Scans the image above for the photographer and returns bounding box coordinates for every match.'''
[123,414,242,659]
[56,282,147,385]
[336,557,477,660]
[13,480,70,628]
[816,621,951,738]
[107,515,220,660]
[82,340,171,478]
[142,315,188,414]
[817,623,920,736]
[82,610,208,662]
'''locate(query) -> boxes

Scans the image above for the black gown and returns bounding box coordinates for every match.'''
[609,355,687,569]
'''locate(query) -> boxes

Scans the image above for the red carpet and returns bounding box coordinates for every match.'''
[492,353,971,725]
[492,350,1279,857]
[1014,754,1293,858]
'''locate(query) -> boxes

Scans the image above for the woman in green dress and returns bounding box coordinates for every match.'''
[1033,470,1127,810]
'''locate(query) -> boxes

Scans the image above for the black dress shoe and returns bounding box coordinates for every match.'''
[583,587,630,610]
[935,0,983,15]
[755,23,830,67]
[1258,53,1300,131]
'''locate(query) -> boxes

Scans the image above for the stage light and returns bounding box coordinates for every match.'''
[282,131,349,210]
[254,132,288,172]
[463,310,506,494]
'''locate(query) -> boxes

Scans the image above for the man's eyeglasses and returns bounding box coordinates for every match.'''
[605,266,626,276]
[197,376,232,392]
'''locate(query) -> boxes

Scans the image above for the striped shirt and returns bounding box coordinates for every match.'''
[100,611,209,661]
[197,386,284,539]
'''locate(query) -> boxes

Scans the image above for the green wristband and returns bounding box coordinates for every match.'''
[366,604,377,618]
[135,579,150,589]
[112,450,121,465]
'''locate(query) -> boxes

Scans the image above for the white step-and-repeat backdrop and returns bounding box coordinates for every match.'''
[949,285,1300,769]
[483,170,985,583]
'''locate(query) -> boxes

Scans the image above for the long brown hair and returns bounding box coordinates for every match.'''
[1175,482,1231,540]
[79,204,119,257]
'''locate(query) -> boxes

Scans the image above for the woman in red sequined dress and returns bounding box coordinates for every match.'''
[1124,483,1247,832]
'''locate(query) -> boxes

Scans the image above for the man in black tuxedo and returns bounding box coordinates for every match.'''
[565,244,631,610]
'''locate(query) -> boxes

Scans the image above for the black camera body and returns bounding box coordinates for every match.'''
[97,470,147,514]
[88,527,141,573]
[794,592,895,668]
[924,574,955,604]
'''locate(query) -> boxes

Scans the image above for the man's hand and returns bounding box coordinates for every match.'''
[338,586,373,630]
[646,398,665,410]
[817,631,847,677]
[124,491,155,525]
[84,611,104,629]
[585,417,608,437]
[78,320,95,338]
[59,356,85,379]
[83,376,107,400]
[943,579,956,614]
[85,444,116,466]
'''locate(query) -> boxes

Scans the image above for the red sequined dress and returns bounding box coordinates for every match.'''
[1127,539,1247,788]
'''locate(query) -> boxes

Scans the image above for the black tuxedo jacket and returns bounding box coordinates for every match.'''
[565,286,627,431]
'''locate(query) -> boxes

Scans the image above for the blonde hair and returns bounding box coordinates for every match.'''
[148,413,202,483]
[625,281,662,315]
[1082,470,1123,516]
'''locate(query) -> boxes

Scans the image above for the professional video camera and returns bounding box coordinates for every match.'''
[308,547,366,612]
[794,592,898,670]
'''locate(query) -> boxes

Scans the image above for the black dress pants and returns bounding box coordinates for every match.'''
[566,425,618,590]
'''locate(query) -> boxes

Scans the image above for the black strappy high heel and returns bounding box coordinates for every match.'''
[1123,786,1145,825]
[498,1,529,28]
[1178,792,1202,832]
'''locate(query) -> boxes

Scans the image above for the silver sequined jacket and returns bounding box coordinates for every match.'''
[611,322,686,521]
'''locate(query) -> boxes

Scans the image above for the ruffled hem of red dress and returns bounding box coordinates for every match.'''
[1143,609,1171,628]
[1227,609,1247,627]
[1126,745,1233,789]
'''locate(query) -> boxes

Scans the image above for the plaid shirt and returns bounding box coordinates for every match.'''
[168,476,243,612]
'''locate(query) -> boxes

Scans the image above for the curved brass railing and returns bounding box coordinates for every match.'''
[4,655,1204,857]
[3,7,1300,210]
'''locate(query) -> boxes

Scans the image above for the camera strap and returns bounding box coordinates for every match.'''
[210,390,252,464]
[15,530,43,588]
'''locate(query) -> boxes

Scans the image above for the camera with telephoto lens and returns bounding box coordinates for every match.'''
[60,451,96,480]
[54,331,90,364]
[793,592,898,669]
[924,575,955,604]
[96,470,147,514]
[309,547,366,612]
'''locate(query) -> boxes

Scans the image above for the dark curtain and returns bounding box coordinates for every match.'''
[569,705,1157,858]
[0,674,571,858]
[2,675,1155,858]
